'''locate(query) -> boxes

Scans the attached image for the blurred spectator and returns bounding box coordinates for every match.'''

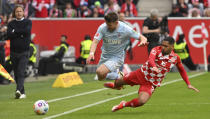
[2,0,15,15]
[177,0,188,16]
[56,0,74,11]
[174,34,199,71]
[32,0,54,18]
[1,15,9,25]
[120,0,138,17]
[77,2,92,17]
[169,4,184,17]
[93,1,104,17]
[19,0,35,18]
[142,9,161,54]
[203,0,210,8]
[92,7,100,17]
[2,0,18,15]
[76,34,92,65]
[204,8,210,16]
[88,0,105,9]
[188,7,201,17]
[63,2,77,17]
[104,0,121,14]
[132,0,139,5]
[188,0,204,16]
[49,4,63,17]
[74,0,88,8]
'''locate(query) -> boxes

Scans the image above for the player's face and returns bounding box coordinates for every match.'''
[106,21,118,32]
[161,41,174,55]
[15,7,24,20]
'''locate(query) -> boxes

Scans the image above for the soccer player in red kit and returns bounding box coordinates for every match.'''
[104,36,199,112]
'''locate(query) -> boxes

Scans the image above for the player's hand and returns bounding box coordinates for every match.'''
[151,67,160,73]
[138,36,148,47]
[188,85,200,92]
[86,53,94,64]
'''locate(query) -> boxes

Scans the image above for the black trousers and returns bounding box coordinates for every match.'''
[10,51,29,94]
[38,57,57,75]
[76,57,87,65]
[182,56,197,70]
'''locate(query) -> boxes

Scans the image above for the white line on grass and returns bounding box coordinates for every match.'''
[47,88,107,103]
[43,72,206,119]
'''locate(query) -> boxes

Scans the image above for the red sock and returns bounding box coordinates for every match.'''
[125,98,140,107]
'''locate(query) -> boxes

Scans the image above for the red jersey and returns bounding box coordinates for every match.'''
[32,0,54,18]
[141,46,190,87]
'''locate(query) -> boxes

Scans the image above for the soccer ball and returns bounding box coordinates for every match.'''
[33,100,49,115]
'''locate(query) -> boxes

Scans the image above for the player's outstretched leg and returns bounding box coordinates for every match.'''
[112,92,151,112]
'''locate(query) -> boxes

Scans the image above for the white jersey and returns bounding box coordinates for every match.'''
[94,21,140,58]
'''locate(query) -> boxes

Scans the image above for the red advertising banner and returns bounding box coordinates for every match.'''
[32,18,210,64]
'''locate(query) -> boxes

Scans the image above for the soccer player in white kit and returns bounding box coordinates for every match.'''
[86,12,147,81]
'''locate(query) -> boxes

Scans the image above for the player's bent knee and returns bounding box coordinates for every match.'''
[96,69,106,81]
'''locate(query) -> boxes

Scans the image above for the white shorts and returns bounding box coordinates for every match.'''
[98,57,123,72]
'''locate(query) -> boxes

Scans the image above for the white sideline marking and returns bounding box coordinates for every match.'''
[47,88,107,103]
[43,72,206,119]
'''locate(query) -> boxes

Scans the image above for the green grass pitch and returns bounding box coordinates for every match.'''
[0,72,209,119]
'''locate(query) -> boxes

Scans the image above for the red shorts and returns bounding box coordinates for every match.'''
[123,69,156,96]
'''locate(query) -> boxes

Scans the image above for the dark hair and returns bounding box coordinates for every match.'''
[12,5,24,18]
[163,36,175,45]
[84,34,91,40]
[104,12,118,22]
[61,35,67,39]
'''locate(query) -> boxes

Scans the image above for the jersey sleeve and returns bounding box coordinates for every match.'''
[176,55,191,85]
[148,47,157,67]
[127,26,140,40]
[94,24,104,41]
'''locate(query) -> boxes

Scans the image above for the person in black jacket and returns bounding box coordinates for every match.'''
[7,5,32,99]
[38,35,69,76]
[142,9,161,54]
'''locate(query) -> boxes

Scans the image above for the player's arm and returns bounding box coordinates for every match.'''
[137,34,148,47]
[176,56,199,92]
[142,26,160,34]
[86,38,99,64]
[86,26,103,64]
[128,27,148,47]
[148,48,161,73]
